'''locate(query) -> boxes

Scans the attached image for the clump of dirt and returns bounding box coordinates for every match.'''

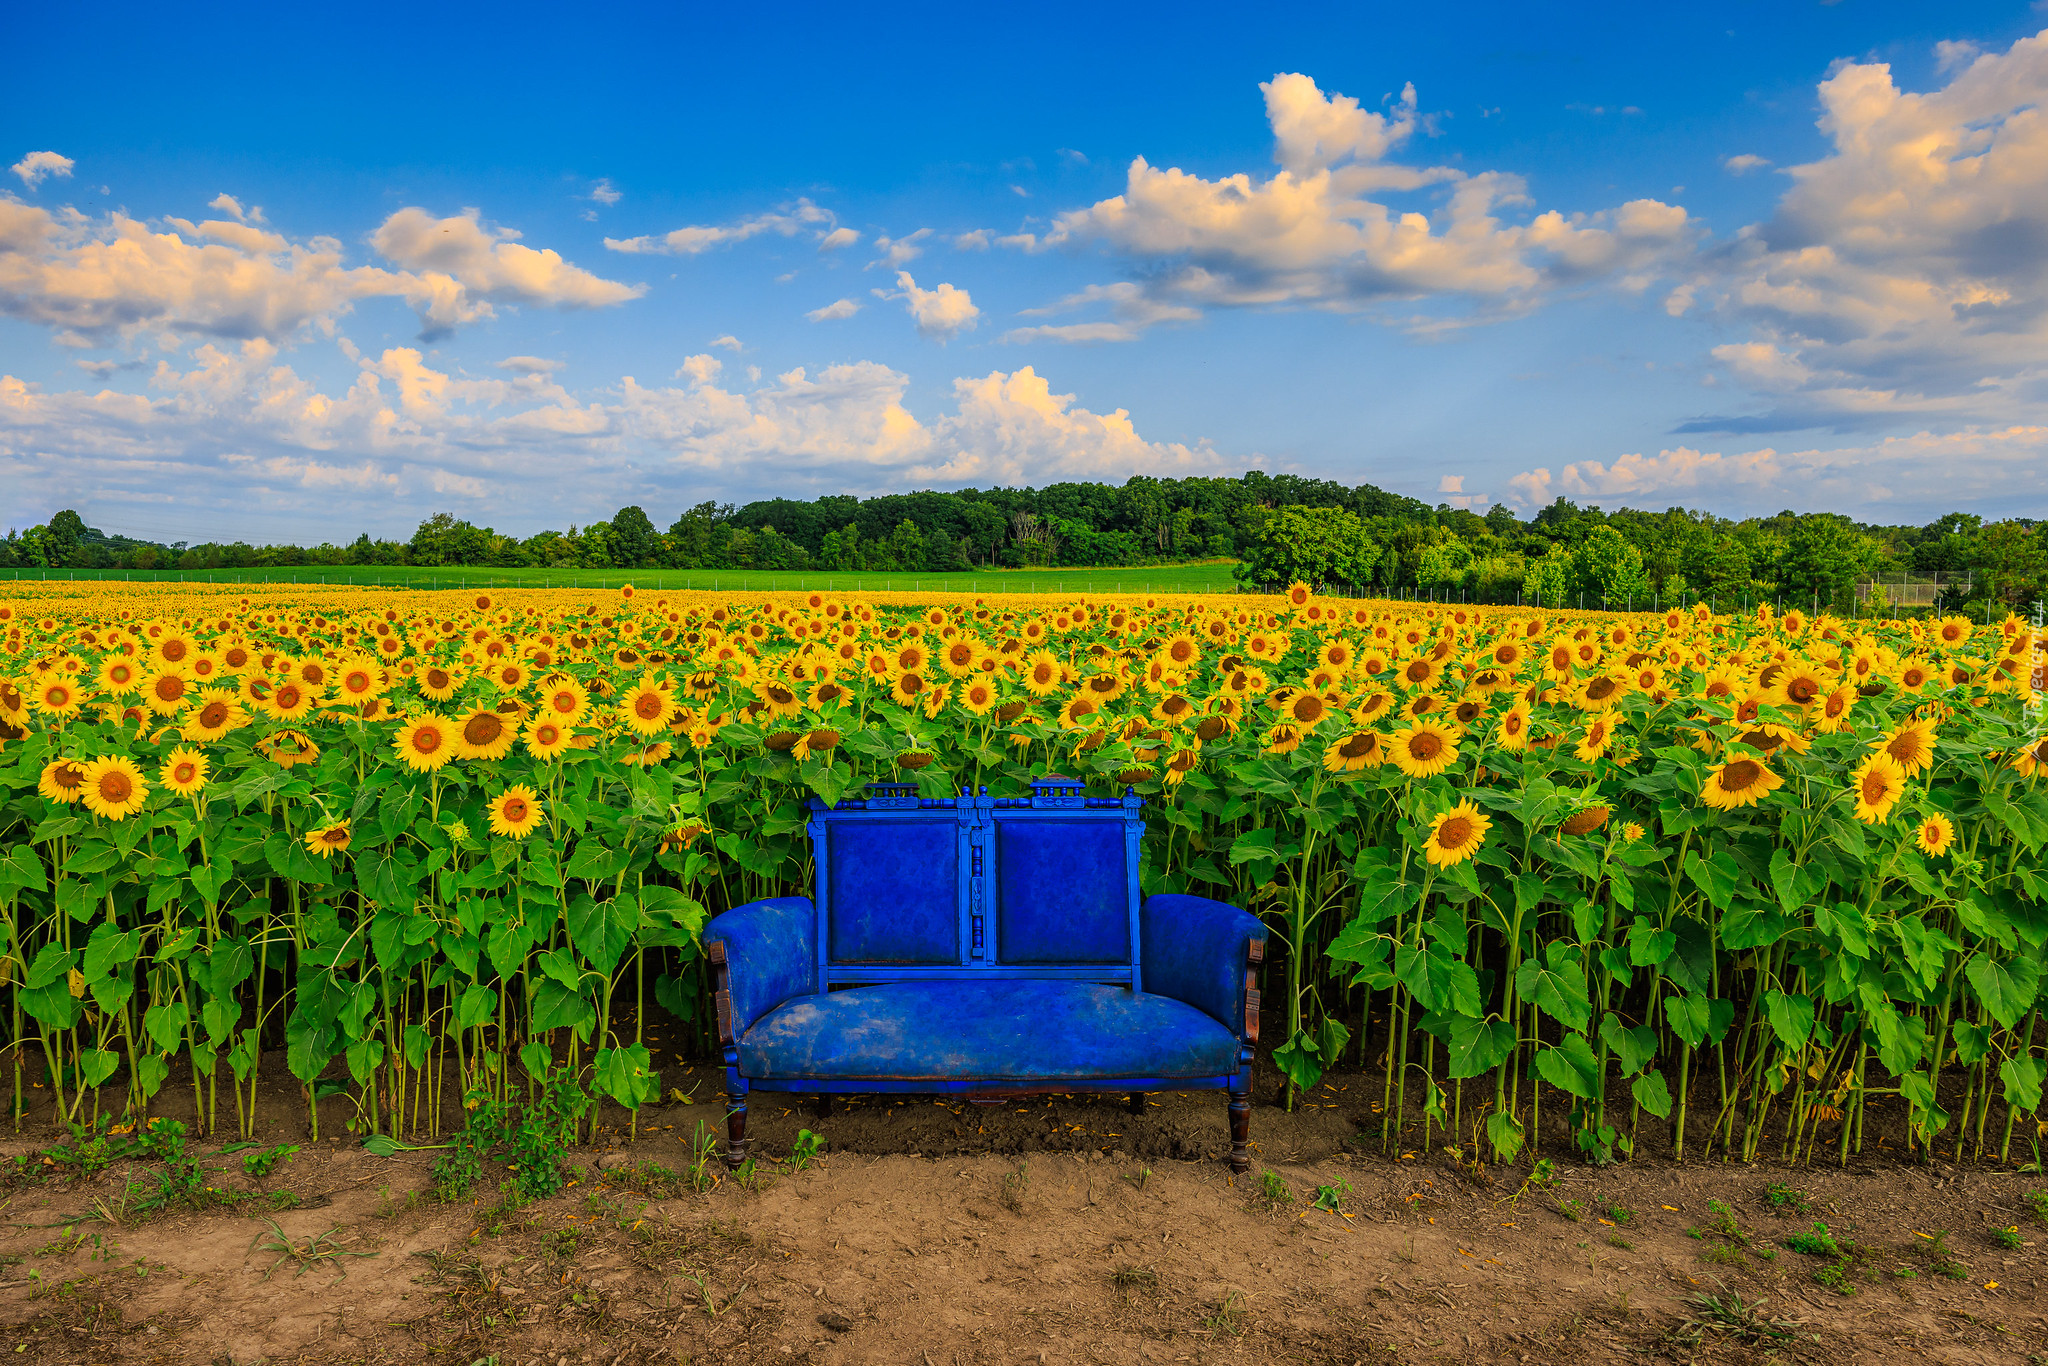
[3,1101,2043,1365]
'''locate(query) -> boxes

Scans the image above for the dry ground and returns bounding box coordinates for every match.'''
[2,1078,2045,1366]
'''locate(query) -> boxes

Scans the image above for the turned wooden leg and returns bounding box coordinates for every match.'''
[1127,1091,1146,1115]
[813,1093,833,1120]
[1228,1084,1251,1176]
[723,1074,750,1171]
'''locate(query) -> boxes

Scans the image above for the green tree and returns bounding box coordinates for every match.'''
[610,505,660,568]
[1234,505,1383,590]
[1521,544,1570,608]
[1569,524,1651,608]
[1778,514,1873,611]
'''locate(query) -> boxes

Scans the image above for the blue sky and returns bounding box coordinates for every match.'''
[5,1,2048,542]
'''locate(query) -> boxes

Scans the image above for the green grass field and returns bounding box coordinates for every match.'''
[2,560,1244,595]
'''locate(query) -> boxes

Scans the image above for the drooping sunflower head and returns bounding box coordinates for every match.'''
[1560,804,1611,837]
[1323,730,1384,773]
[1877,719,1938,776]
[38,758,87,804]
[258,729,321,769]
[1699,754,1783,811]
[304,821,353,858]
[454,705,517,761]
[1261,722,1304,755]
[1424,800,1491,868]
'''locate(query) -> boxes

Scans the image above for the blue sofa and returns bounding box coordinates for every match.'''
[704,778,1268,1172]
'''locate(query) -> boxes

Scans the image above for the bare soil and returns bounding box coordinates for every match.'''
[3,1069,2044,1365]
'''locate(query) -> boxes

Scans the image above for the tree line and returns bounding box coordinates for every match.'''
[5,473,2042,612]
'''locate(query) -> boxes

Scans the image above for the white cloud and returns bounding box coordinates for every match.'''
[1722,154,1772,175]
[806,297,861,322]
[953,229,992,250]
[886,271,979,340]
[1026,72,1694,332]
[588,178,622,207]
[0,199,642,345]
[818,226,859,251]
[602,198,834,254]
[1681,28,2048,435]
[1437,474,1463,493]
[871,228,933,266]
[1935,39,1983,74]
[1058,148,1089,166]
[207,194,264,223]
[1506,426,2048,517]
[10,151,74,189]
[0,348,1235,532]
[675,353,722,386]
[1002,281,1200,343]
[710,334,744,352]
[496,355,561,375]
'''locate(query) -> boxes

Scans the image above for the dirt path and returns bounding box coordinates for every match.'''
[2,1086,2044,1364]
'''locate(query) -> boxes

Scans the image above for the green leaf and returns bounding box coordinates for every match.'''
[593,1043,659,1110]
[530,977,595,1039]
[1598,1014,1657,1076]
[143,1000,190,1054]
[1271,1029,1325,1094]
[1664,993,1710,1049]
[1626,917,1675,967]
[1719,902,1795,950]
[1763,990,1813,1052]
[0,845,46,895]
[1533,1032,1600,1101]
[2000,1052,2044,1113]
[77,1048,120,1088]
[1485,1108,1525,1163]
[1514,941,1591,1033]
[1963,953,2039,1030]
[454,984,497,1031]
[1444,1015,1514,1080]
[1631,1068,1673,1119]
[1686,849,1743,911]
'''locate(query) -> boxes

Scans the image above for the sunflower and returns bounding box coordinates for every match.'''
[1622,821,1646,843]
[1397,655,1441,690]
[1699,755,1783,811]
[519,716,571,760]
[1424,799,1491,867]
[1022,649,1063,696]
[447,705,515,762]
[1262,722,1304,755]
[1914,812,1955,858]
[1388,720,1460,779]
[1058,695,1101,730]
[393,715,457,772]
[258,678,319,722]
[622,739,673,768]
[1160,633,1201,669]
[333,655,387,704]
[304,821,353,858]
[258,729,321,769]
[1496,706,1531,752]
[1811,685,1856,734]
[890,671,931,709]
[419,664,463,702]
[1560,804,1611,837]
[32,676,84,717]
[182,688,247,742]
[619,674,677,736]
[1323,730,1385,772]
[95,655,143,696]
[38,758,87,804]
[2015,735,2048,778]
[754,679,804,719]
[1874,719,1937,777]
[960,678,998,715]
[80,755,149,820]
[1850,752,1906,825]
[158,747,209,797]
[1574,716,1616,762]
[1350,689,1395,725]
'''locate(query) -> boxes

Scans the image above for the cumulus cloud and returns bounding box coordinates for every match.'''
[207,194,264,223]
[1722,154,1772,175]
[10,151,74,189]
[710,334,744,352]
[872,228,933,266]
[588,178,622,206]
[602,198,836,254]
[1017,72,1694,333]
[0,345,1233,531]
[885,271,979,340]
[1506,426,2048,517]
[818,226,859,251]
[806,297,861,322]
[0,199,643,345]
[1685,29,2048,434]
[495,355,561,375]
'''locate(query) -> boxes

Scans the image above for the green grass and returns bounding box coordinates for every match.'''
[2,560,1246,596]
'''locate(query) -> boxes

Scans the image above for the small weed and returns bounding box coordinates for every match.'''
[998,1159,1031,1214]
[1784,1222,1843,1258]
[1201,1288,1246,1337]
[1912,1230,1967,1279]
[687,1120,722,1193]
[1991,1225,2023,1251]
[1763,1182,1813,1216]
[680,1270,746,1318]
[1253,1169,1290,1211]
[1677,1291,1803,1346]
[1702,1243,1746,1267]
[733,1156,771,1193]
[476,1181,540,1238]
[1689,1198,1751,1248]
[1111,1264,1158,1292]
[248,1219,375,1280]
[373,1184,423,1220]
[238,1144,300,1179]
[1604,1203,1635,1226]
[1554,1197,1586,1223]
[1311,1179,1352,1213]
[1813,1261,1855,1295]
[2025,1190,2048,1226]
[1120,1166,1152,1191]
[603,1161,683,1199]
[789,1129,826,1172]
[1607,1234,1634,1251]
[432,1066,590,1203]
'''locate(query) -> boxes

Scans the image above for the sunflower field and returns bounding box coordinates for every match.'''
[0,581,2044,1170]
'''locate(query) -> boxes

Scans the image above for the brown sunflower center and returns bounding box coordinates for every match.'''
[1720,759,1763,793]
[413,727,442,754]
[97,771,133,803]
[1407,732,1443,761]
[464,713,505,746]
[634,692,666,720]
[502,797,528,822]
[1586,676,1618,701]
[161,640,188,662]
[1436,816,1475,850]
[1291,694,1326,724]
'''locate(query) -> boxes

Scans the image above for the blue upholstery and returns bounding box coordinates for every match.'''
[1140,894,1267,1033]
[737,981,1240,1082]
[703,897,815,1038]
[824,817,960,963]
[993,816,1130,964]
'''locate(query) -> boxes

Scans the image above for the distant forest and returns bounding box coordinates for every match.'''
[6,471,2043,611]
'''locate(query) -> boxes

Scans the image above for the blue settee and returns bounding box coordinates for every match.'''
[703,778,1268,1172]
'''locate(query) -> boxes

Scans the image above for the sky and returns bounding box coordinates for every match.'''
[5,1,2048,544]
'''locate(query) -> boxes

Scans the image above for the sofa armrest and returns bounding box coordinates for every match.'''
[1140,893,1266,1042]
[703,897,816,1045]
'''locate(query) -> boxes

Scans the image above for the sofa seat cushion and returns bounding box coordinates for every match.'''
[737,980,1240,1083]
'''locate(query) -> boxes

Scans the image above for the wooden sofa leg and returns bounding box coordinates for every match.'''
[1127,1091,1145,1115]
[723,1075,750,1171]
[1228,1084,1251,1175]
[813,1093,833,1120]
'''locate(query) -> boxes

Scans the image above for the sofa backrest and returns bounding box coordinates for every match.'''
[805,777,1145,991]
